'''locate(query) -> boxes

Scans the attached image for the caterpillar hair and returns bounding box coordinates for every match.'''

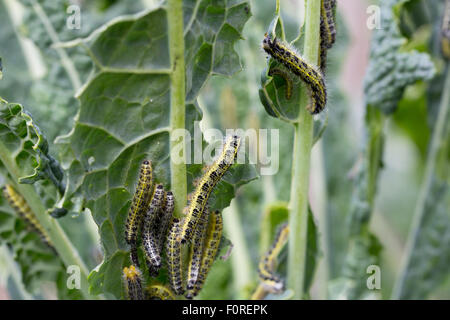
[166,218,184,295]
[257,223,289,293]
[262,34,327,114]
[179,135,240,243]
[125,160,153,247]
[146,284,176,300]
[142,184,165,276]
[157,191,175,253]
[2,185,54,250]
[122,265,144,300]
[186,210,223,299]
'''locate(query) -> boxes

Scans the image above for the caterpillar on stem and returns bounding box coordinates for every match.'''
[262,34,327,114]
[257,223,289,293]
[2,185,54,250]
[166,218,184,295]
[179,135,240,243]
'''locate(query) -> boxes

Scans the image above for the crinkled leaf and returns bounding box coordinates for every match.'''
[363,0,435,114]
[55,2,253,299]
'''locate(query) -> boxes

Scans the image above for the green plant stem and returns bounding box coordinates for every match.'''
[287,0,321,300]
[0,244,33,300]
[392,67,450,299]
[168,0,187,217]
[223,200,253,299]
[0,142,95,300]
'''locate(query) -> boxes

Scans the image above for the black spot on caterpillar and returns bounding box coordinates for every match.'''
[321,0,337,49]
[166,218,184,295]
[157,191,175,254]
[145,284,175,300]
[257,222,289,293]
[142,184,165,276]
[122,265,144,300]
[186,207,209,291]
[179,135,240,243]
[262,34,327,114]
[185,210,223,300]
[125,160,153,247]
[268,68,293,100]
[2,185,54,250]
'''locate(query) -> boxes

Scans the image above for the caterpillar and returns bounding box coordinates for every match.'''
[185,210,223,300]
[442,0,450,59]
[268,68,293,100]
[186,207,209,291]
[179,135,240,244]
[262,34,327,114]
[258,223,289,293]
[321,0,337,49]
[157,191,175,253]
[125,160,153,246]
[145,284,175,300]
[2,185,54,250]
[122,265,144,300]
[142,184,165,276]
[166,218,184,295]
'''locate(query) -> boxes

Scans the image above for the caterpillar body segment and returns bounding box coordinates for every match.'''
[123,265,144,300]
[125,160,153,246]
[146,284,175,300]
[166,218,184,295]
[186,210,223,299]
[2,185,54,249]
[257,223,289,293]
[179,135,240,243]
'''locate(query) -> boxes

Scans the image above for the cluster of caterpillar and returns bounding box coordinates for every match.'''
[2,184,54,250]
[257,223,289,293]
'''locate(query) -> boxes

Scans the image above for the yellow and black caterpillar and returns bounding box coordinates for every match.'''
[166,218,184,295]
[123,265,144,300]
[179,135,240,243]
[145,284,175,300]
[262,34,327,114]
[257,223,289,293]
[186,210,223,299]
[2,185,54,250]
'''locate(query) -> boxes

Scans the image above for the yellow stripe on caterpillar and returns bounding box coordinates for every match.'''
[2,185,53,249]
[257,223,289,293]
[321,0,337,49]
[123,265,144,300]
[262,34,327,114]
[179,135,240,243]
[145,284,175,300]
[186,210,223,299]
[166,218,184,295]
[125,160,153,246]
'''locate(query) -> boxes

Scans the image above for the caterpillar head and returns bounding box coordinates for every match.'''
[262,32,273,51]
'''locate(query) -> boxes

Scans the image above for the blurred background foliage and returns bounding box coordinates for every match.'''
[0,0,448,299]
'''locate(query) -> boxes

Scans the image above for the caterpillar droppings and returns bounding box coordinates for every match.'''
[262,34,327,114]
[125,160,153,246]
[122,265,144,300]
[166,218,184,295]
[257,223,289,293]
[2,185,54,250]
[142,184,165,275]
[145,284,175,300]
[186,210,223,300]
[179,135,240,243]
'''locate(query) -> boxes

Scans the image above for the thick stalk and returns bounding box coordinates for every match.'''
[0,141,95,299]
[287,0,320,299]
[392,67,450,299]
[168,0,187,217]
